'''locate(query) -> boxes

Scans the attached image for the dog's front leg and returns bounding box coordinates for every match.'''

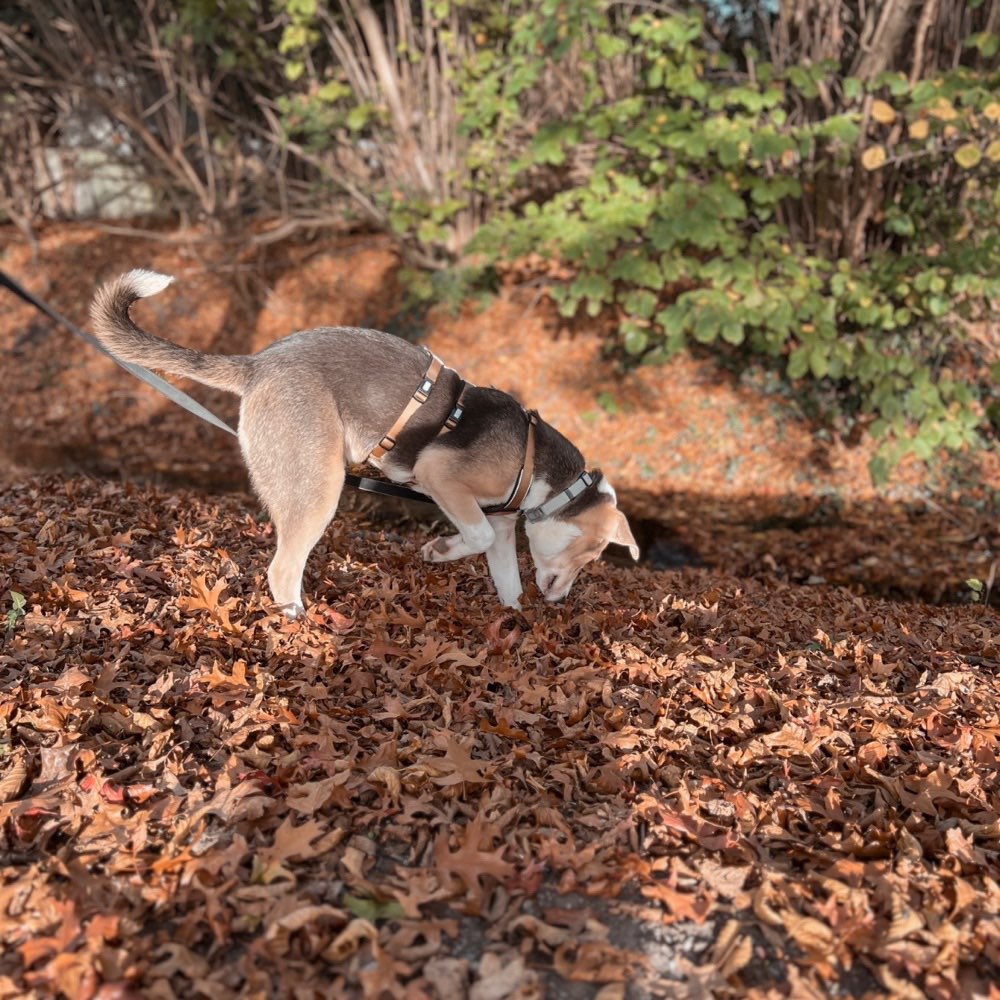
[417,480,496,561]
[420,505,520,607]
[483,514,521,608]
[420,515,494,562]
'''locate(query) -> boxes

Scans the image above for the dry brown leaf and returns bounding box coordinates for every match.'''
[0,754,29,804]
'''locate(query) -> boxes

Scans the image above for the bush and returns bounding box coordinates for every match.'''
[457,2,1000,480]
[2,0,997,480]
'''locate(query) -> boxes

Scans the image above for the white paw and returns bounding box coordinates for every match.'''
[282,601,305,620]
[421,536,454,563]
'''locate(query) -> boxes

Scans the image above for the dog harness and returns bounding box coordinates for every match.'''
[368,349,595,520]
[369,352,445,461]
[0,269,596,521]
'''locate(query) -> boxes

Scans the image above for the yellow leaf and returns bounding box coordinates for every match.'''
[986,140,1000,162]
[927,97,957,121]
[861,145,886,171]
[908,119,930,140]
[954,143,982,169]
[983,101,1000,122]
[871,99,896,124]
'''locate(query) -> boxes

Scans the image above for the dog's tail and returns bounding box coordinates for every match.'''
[90,269,252,395]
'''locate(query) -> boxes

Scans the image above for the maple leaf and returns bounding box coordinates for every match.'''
[177,573,239,633]
[195,658,248,690]
[0,751,29,804]
[358,944,413,999]
[640,882,713,924]
[322,918,378,964]
[469,953,538,1000]
[552,941,648,984]
[17,900,80,968]
[168,771,272,846]
[428,731,489,787]
[411,636,484,670]
[286,776,345,815]
[79,775,160,806]
[304,601,355,633]
[386,868,453,918]
[484,615,522,655]
[433,812,516,912]
[252,815,342,883]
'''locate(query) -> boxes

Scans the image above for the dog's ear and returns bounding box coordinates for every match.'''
[611,509,640,561]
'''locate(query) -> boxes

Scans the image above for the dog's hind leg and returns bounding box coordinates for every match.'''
[266,485,343,617]
[239,386,346,618]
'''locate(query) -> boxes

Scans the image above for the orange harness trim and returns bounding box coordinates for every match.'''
[502,413,536,512]
[369,353,444,461]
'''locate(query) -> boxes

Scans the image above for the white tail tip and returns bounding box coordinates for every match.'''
[124,268,175,299]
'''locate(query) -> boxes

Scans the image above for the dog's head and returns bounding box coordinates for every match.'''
[524,474,639,602]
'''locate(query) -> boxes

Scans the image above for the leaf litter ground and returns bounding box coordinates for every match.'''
[3,477,999,999]
[1,225,1000,998]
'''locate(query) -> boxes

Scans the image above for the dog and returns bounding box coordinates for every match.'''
[90,269,639,616]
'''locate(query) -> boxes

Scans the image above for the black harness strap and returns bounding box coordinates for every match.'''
[344,474,433,505]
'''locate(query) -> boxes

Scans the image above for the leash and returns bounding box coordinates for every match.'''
[0,267,436,507]
[1,268,240,439]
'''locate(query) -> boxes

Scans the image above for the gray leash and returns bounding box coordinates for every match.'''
[1,268,239,438]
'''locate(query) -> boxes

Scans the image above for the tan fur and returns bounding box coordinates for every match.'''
[89,269,639,614]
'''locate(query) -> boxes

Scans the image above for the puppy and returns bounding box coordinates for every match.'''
[90,270,639,616]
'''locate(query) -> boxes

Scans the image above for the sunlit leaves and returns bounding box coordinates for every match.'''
[2,473,998,994]
[861,145,887,170]
[954,143,983,168]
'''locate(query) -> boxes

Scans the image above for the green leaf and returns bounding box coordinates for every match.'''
[842,77,862,101]
[342,895,404,922]
[623,326,649,355]
[720,321,745,345]
[317,81,350,103]
[346,105,371,131]
[809,344,829,379]
[787,346,810,379]
[868,454,890,485]
[596,391,619,415]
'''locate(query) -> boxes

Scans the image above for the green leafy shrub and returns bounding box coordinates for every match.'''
[459,4,1000,480]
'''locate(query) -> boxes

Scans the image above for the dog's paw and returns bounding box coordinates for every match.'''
[421,536,455,562]
[282,601,305,620]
